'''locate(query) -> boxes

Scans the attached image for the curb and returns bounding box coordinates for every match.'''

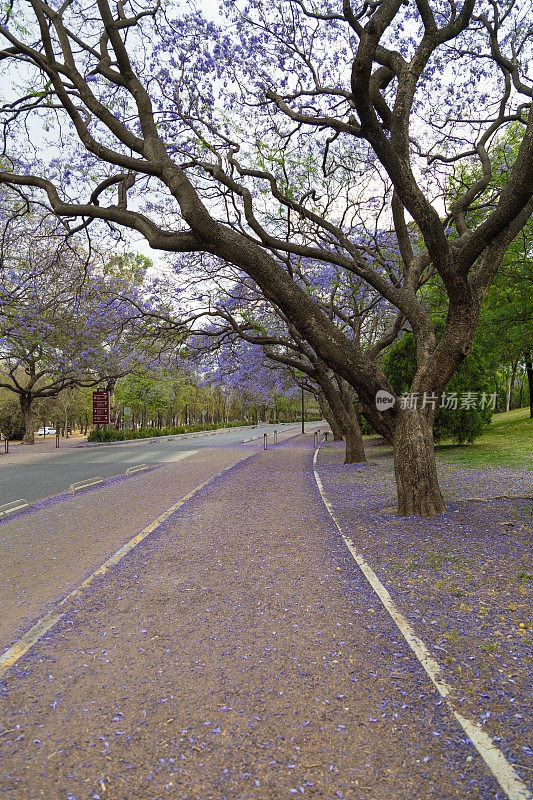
[125,464,152,476]
[0,499,31,519]
[68,477,104,494]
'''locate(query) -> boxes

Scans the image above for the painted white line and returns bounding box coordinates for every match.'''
[312,447,532,800]
[158,449,199,464]
[0,451,257,679]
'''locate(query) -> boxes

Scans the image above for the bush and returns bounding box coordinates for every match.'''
[87,421,237,442]
[381,329,495,444]
[0,402,25,440]
[86,417,292,443]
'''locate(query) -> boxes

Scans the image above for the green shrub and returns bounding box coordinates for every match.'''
[382,330,495,444]
[0,404,25,440]
[86,418,272,443]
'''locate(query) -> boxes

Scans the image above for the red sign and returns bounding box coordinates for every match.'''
[93,390,110,424]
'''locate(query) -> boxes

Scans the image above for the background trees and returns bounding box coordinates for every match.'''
[177,263,370,462]
[0,0,530,513]
[0,215,170,442]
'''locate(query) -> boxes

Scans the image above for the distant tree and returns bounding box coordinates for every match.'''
[0,220,164,442]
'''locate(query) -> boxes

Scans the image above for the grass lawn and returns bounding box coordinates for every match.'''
[435,406,533,471]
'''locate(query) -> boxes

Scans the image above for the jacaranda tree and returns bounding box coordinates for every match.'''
[0,0,531,513]
[0,215,167,442]
[179,263,369,462]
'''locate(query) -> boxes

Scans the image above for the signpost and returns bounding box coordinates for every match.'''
[92,390,110,425]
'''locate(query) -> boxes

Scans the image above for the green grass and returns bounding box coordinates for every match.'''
[435,407,533,471]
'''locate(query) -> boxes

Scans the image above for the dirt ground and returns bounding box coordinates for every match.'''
[315,441,532,788]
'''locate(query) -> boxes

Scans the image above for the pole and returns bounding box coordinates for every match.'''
[301,387,305,434]
[264,433,267,450]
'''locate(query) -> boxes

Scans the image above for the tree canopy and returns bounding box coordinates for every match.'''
[0,0,531,514]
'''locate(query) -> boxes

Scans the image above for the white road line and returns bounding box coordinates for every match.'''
[0,451,257,679]
[312,447,532,800]
[158,449,199,463]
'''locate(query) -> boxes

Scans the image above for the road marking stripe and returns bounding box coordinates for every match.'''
[0,452,257,679]
[312,447,531,800]
[159,449,199,464]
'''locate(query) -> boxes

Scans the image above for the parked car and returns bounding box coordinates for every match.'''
[37,426,57,436]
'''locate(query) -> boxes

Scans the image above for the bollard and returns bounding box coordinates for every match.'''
[264,433,268,450]
[314,431,318,447]
[4,436,8,453]
[274,430,278,444]
[55,432,60,448]
[324,431,328,442]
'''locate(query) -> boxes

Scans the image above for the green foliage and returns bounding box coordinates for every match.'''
[382,330,496,444]
[87,426,177,442]
[104,252,151,286]
[356,412,375,436]
[448,123,533,371]
[0,395,25,439]
[86,419,259,442]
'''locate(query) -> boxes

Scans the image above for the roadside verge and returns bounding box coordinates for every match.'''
[314,440,532,796]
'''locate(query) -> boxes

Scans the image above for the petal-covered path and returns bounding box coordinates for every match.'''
[0,435,527,799]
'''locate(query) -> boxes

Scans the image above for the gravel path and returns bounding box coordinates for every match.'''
[0,435,516,799]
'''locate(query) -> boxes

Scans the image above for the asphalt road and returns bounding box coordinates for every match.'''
[0,423,306,505]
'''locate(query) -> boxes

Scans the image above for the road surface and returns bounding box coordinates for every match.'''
[0,422,306,505]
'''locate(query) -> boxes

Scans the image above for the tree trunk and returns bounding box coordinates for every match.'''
[344,420,366,463]
[20,395,35,444]
[317,390,343,440]
[525,352,533,419]
[393,409,444,517]
[338,379,366,464]
[317,375,367,463]
[505,358,519,411]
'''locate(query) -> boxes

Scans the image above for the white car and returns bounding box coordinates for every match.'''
[37,426,57,436]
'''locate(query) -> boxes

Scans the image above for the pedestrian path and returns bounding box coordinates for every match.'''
[0,436,511,799]
[0,448,250,653]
